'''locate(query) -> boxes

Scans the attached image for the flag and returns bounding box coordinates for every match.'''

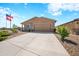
[6,14,13,21]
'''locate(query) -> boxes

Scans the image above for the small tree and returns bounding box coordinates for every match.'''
[12,24,17,29]
[57,26,69,41]
[12,24,18,33]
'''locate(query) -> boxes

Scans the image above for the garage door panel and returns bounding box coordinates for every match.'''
[34,23,51,31]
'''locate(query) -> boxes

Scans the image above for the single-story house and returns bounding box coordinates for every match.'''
[21,17,56,32]
[57,18,79,34]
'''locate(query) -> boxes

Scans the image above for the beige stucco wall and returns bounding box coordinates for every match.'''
[60,20,79,34]
[22,18,55,32]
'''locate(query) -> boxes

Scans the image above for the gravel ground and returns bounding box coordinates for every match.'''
[55,33,79,56]
[8,31,26,39]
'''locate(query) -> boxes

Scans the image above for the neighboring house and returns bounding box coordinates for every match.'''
[21,17,56,32]
[57,18,79,34]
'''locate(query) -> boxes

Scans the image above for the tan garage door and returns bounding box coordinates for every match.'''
[34,23,51,32]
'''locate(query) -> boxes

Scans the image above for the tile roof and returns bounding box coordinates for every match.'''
[21,17,56,24]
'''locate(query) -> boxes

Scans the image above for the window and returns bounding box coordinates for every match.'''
[77,22,79,24]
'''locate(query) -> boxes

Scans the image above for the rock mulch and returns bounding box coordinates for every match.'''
[55,33,79,56]
[8,31,26,39]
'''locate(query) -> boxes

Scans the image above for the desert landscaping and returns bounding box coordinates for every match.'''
[55,33,79,56]
[55,19,79,56]
[0,25,25,41]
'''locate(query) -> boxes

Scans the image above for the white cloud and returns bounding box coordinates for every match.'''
[0,7,11,15]
[48,3,79,16]
[40,14,44,17]
[24,3,28,8]
[0,7,20,19]
[0,7,24,28]
[24,3,28,5]
[62,3,79,11]
[51,11,62,16]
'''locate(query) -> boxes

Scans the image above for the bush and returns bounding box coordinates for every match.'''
[0,30,11,41]
[12,28,18,33]
[57,26,69,41]
[1,27,7,30]
[0,30,11,36]
[0,36,7,41]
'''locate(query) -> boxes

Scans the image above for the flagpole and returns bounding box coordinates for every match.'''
[10,21,11,29]
[6,17,7,28]
[6,14,13,29]
[10,14,11,29]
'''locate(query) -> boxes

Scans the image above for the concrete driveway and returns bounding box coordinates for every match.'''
[0,32,69,56]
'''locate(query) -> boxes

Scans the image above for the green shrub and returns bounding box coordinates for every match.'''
[0,36,7,41]
[0,30,11,37]
[0,30,10,41]
[12,28,18,33]
[57,26,69,41]
[1,27,7,30]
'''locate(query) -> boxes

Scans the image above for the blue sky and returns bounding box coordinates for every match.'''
[0,3,79,28]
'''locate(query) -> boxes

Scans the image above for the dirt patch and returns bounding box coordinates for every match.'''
[55,33,79,56]
[8,32,26,39]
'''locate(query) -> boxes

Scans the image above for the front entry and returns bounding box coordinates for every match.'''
[24,24,33,32]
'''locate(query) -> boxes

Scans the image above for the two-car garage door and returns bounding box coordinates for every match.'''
[33,23,51,32]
